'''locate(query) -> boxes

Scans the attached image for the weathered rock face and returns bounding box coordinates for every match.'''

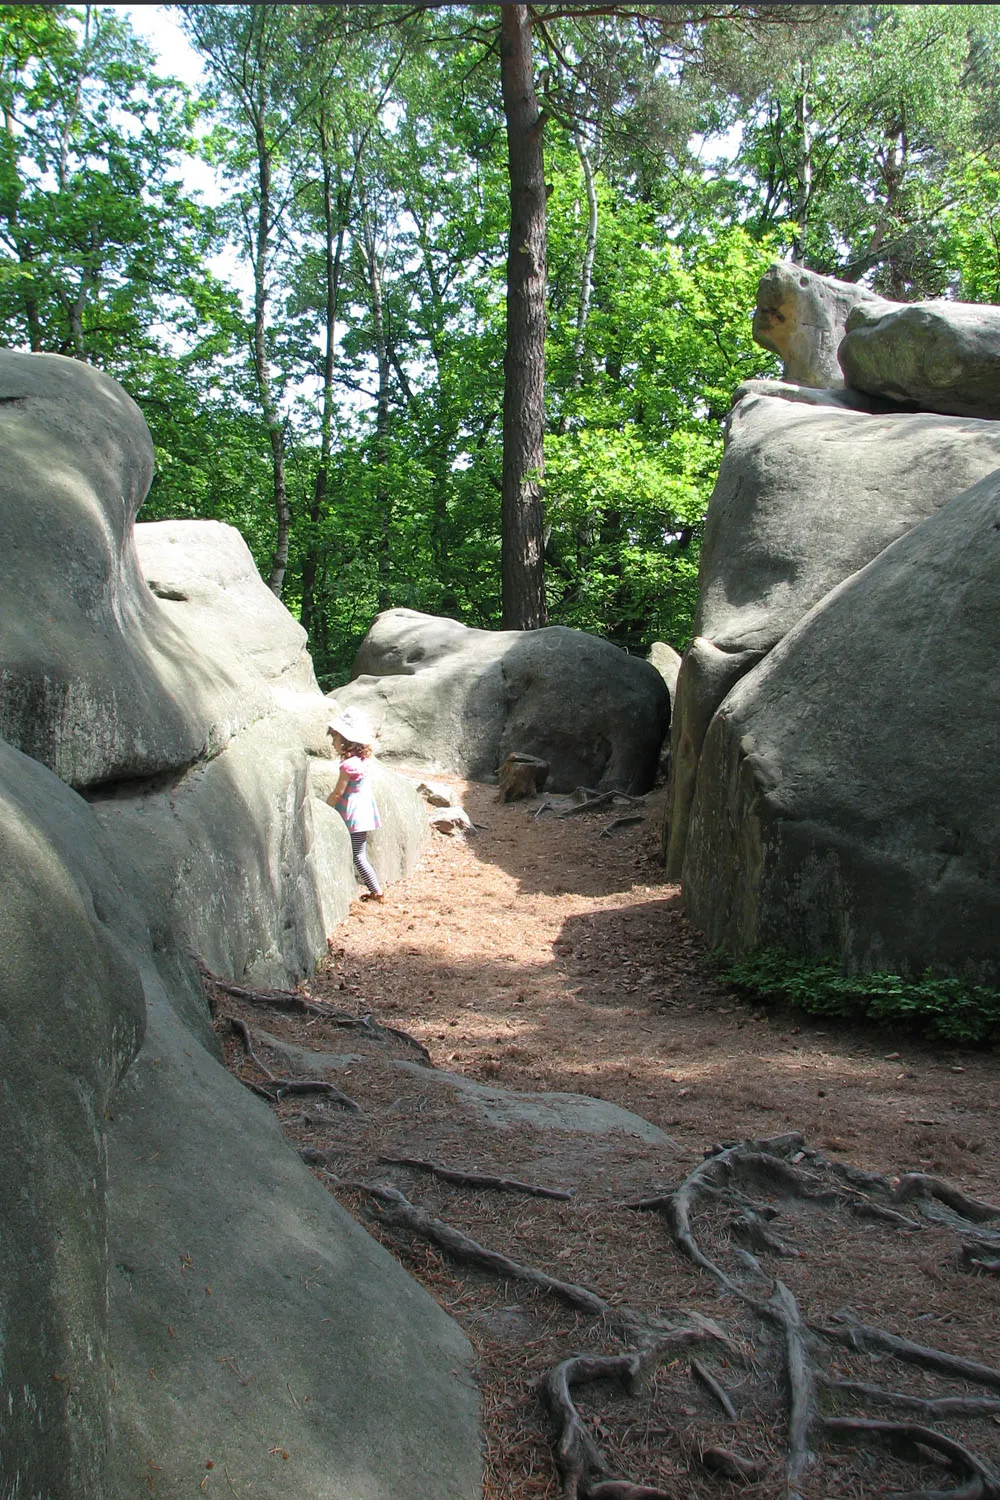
[646,641,681,706]
[664,390,1000,874]
[106,955,479,1500]
[0,741,145,1500]
[0,353,250,788]
[839,300,1000,420]
[682,467,1000,980]
[752,261,895,388]
[342,608,670,794]
[0,354,478,1500]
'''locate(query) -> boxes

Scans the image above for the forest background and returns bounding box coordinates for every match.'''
[2,3,999,685]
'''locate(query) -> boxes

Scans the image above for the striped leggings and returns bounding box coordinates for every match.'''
[350,831,382,896]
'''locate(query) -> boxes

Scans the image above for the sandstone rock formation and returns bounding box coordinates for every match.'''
[752,261,894,388]
[683,466,1000,981]
[342,608,670,794]
[665,390,1000,876]
[839,299,1000,420]
[671,265,1000,985]
[646,641,681,707]
[0,352,480,1500]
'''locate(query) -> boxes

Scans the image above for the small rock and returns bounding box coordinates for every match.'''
[430,807,474,835]
[417,781,455,808]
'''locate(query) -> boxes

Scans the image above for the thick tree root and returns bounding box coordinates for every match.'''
[690,1356,738,1420]
[764,1281,815,1486]
[199,957,430,1059]
[344,1180,613,1317]
[223,1012,361,1111]
[819,1377,1000,1419]
[822,1311,1000,1392]
[378,1155,574,1199]
[699,1446,768,1482]
[892,1175,1000,1224]
[543,1337,717,1500]
[822,1416,1000,1499]
[224,1013,276,1081]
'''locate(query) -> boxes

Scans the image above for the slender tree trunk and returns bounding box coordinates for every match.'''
[360,191,392,612]
[301,115,350,640]
[571,131,598,389]
[249,112,290,598]
[499,2,547,631]
[790,65,812,265]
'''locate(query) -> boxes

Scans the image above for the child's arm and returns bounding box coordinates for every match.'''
[328,768,350,807]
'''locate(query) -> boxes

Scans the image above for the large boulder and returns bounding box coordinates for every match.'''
[0,740,145,1500]
[664,391,1000,875]
[0,354,479,1499]
[752,261,895,388]
[0,353,265,788]
[341,608,670,794]
[106,950,479,1500]
[839,300,1000,420]
[681,467,1000,981]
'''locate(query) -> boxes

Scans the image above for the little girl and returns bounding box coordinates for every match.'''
[327,706,384,903]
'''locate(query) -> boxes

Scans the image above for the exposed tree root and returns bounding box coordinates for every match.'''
[343,1179,613,1317]
[543,1337,718,1500]
[273,1078,361,1109]
[699,1446,767,1482]
[199,958,430,1060]
[763,1281,815,1486]
[261,1061,1000,1500]
[690,1356,738,1420]
[222,1011,362,1111]
[822,1311,1000,1392]
[557,792,621,817]
[197,960,333,1017]
[224,1014,276,1081]
[821,1416,1000,1500]
[600,816,645,837]
[963,1244,1000,1275]
[892,1175,1000,1224]
[378,1155,574,1199]
[819,1377,1000,1420]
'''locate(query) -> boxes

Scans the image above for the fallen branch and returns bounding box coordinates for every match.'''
[378,1155,573,1200]
[557,792,619,817]
[599,816,645,837]
[823,1312,1000,1392]
[821,1416,1000,1500]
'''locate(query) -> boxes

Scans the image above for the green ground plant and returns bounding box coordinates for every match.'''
[713,948,1000,1044]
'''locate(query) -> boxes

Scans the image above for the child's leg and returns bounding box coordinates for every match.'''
[349,831,383,896]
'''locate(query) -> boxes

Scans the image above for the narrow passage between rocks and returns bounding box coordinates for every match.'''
[211,777,1000,1500]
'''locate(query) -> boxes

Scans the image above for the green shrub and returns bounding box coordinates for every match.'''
[710,949,1000,1044]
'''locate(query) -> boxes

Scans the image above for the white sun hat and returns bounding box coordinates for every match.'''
[326,702,377,750]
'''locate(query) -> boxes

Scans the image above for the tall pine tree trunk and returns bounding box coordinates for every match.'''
[499,3,547,630]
